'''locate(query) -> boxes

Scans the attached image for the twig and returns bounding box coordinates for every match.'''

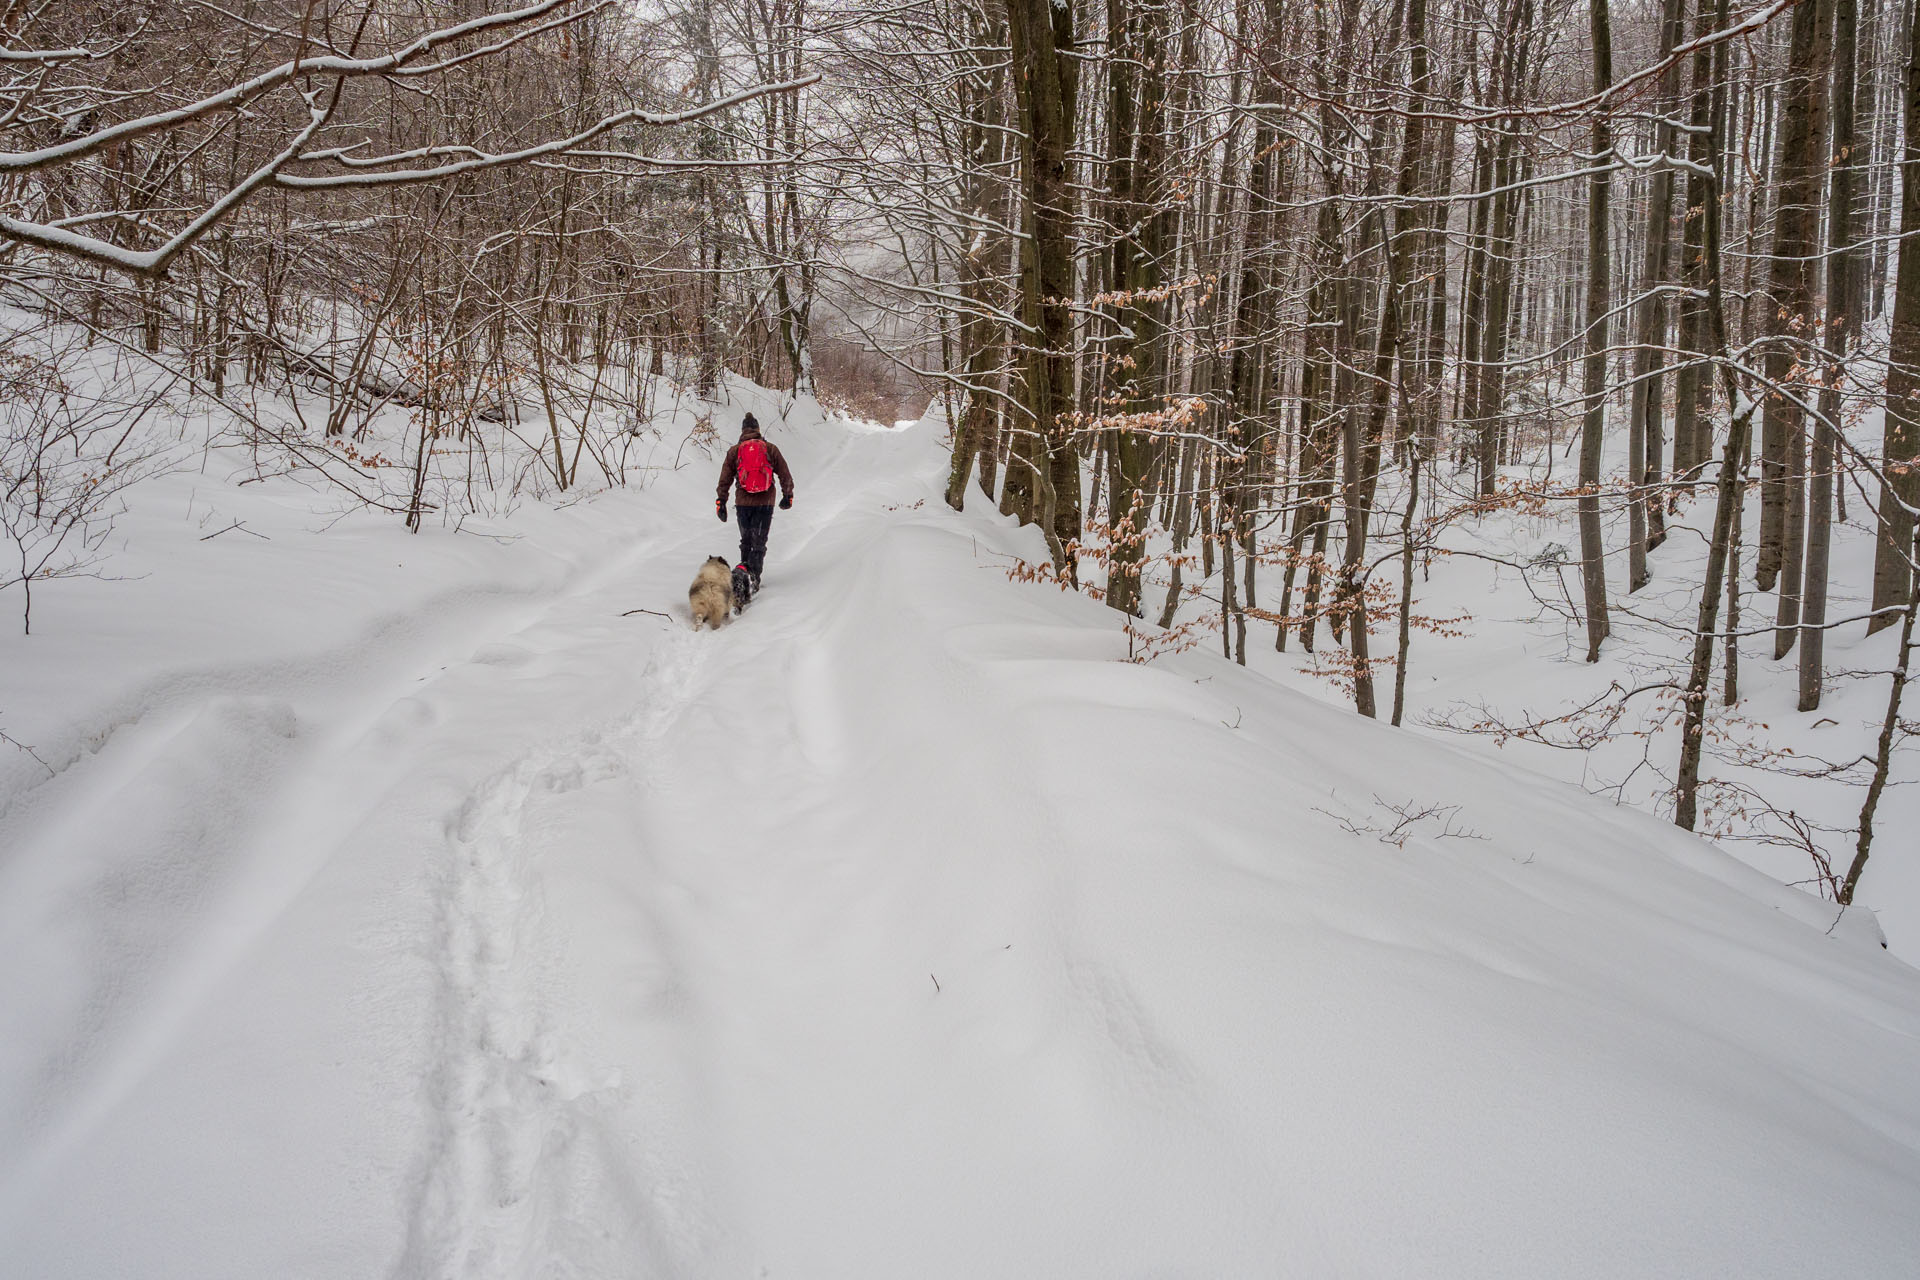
[1314,794,1487,848]
[1,728,53,777]
[198,518,268,541]
[621,607,673,620]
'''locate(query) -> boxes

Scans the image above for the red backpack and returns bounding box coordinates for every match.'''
[737,439,774,494]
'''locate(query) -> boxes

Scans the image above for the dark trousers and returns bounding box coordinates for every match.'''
[735,503,773,578]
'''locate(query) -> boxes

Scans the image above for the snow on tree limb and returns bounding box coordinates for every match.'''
[0,0,818,281]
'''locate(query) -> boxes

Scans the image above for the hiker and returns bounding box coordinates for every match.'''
[716,413,794,590]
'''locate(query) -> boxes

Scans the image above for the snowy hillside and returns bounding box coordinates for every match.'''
[1200,427,1920,959]
[3,394,1919,1278]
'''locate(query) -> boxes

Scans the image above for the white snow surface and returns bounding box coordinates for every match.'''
[3,394,1920,1278]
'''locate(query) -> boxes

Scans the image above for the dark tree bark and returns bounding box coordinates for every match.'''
[1337,0,1431,717]
[1756,0,1832,651]
[1670,0,1720,479]
[1469,0,1534,498]
[1278,148,1344,653]
[1577,0,1613,663]
[1675,0,1748,834]
[1842,528,1919,902]
[1002,0,1081,569]
[1870,0,1920,630]
[1627,0,1687,588]
[1101,0,1174,615]
[1223,110,1278,663]
[945,16,1014,513]
[1801,0,1859,709]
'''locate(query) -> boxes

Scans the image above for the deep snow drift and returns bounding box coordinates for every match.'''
[2,394,1919,1278]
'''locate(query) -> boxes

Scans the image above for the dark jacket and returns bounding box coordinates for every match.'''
[717,423,794,508]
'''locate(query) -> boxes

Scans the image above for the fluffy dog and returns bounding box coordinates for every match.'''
[688,556,735,630]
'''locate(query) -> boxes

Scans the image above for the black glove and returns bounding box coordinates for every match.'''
[779,493,793,510]
[716,498,727,522]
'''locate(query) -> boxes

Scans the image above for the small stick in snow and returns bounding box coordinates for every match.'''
[1,729,53,777]
[929,973,940,994]
[199,519,268,541]
[622,608,674,621]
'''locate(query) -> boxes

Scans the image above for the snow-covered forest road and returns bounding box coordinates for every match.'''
[4,411,1920,1278]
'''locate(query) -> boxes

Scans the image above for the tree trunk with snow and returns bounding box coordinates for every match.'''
[1870,2,1920,630]
[1578,0,1613,663]
[1801,0,1859,709]
[1101,0,1174,616]
[1756,0,1832,652]
[1001,0,1080,570]
[1627,0,1687,588]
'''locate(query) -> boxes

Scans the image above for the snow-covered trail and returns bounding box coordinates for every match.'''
[4,413,1920,1278]
[0,413,881,1274]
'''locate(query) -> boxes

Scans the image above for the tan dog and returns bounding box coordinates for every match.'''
[689,556,735,630]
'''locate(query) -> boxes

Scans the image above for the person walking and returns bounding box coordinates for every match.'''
[715,413,794,591]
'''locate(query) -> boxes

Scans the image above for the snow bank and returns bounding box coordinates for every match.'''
[1207,420,1920,959]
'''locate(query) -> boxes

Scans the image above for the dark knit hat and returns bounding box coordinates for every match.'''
[740,413,761,437]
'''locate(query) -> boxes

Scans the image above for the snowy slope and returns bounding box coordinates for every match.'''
[1212,424,1920,959]
[2,398,1919,1278]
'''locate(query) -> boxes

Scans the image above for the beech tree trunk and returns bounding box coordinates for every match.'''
[1670,0,1720,479]
[1627,0,1687,587]
[1756,0,1832,653]
[1577,0,1613,663]
[1870,1,1920,630]
[1801,0,1858,709]
[1102,0,1174,615]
